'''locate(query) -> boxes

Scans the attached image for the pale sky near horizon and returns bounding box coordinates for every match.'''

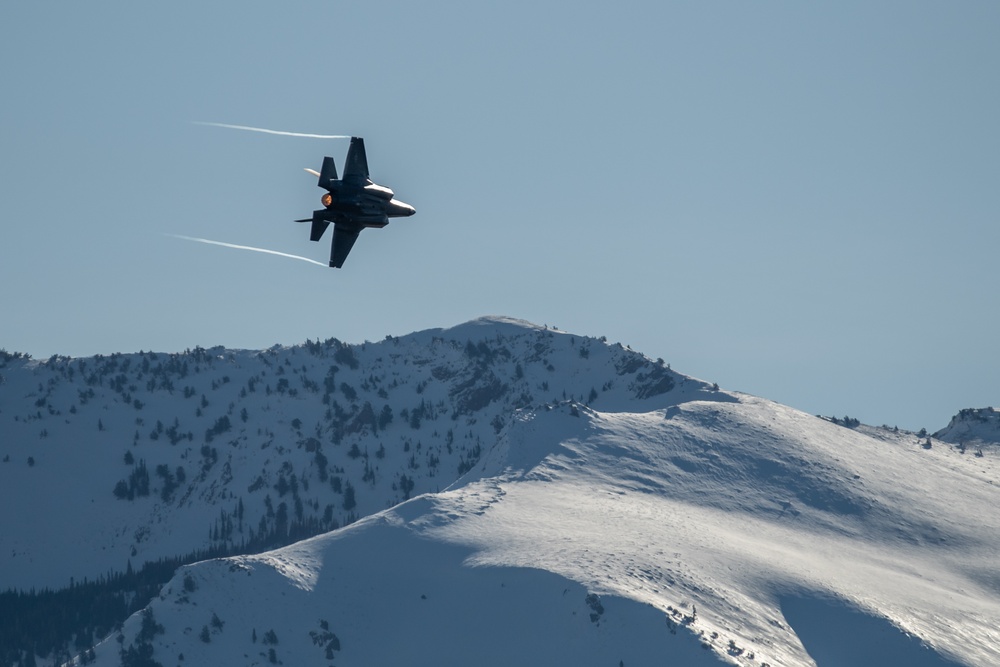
[2,2,997,432]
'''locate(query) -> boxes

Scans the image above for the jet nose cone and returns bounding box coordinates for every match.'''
[390,199,416,217]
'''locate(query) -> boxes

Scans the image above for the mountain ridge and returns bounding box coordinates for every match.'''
[2,317,997,666]
[0,317,689,591]
[92,394,998,666]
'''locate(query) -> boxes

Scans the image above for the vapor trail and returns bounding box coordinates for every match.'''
[192,121,350,140]
[166,234,327,267]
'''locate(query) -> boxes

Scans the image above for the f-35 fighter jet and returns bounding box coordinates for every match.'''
[296,137,415,268]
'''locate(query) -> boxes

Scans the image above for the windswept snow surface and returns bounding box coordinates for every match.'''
[94,381,1000,665]
[4,317,999,666]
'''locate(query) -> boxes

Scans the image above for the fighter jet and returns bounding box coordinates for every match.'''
[296,137,415,268]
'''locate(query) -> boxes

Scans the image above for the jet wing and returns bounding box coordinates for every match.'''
[342,137,369,182]
[329,221,364,268]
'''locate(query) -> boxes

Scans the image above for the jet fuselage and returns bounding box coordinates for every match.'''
[320,181,415,228]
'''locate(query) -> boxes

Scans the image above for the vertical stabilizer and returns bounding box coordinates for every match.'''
[318,156,338,189]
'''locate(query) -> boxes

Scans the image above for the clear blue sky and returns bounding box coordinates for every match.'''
[2,2,997,432]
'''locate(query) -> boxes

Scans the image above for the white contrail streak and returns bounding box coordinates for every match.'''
[166,234,327,267]
[192,121,350,140]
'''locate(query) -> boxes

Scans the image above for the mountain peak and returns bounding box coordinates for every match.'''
[934,406,1000,447]
[3,318,998,667]
[399,316,558,345]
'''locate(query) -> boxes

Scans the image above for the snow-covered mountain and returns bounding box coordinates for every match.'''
[934,407,1000,452]
[2,317,998,666]
[0,317,683,594]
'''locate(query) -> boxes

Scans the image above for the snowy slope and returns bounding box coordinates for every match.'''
[88,381,1000,666]
[4,317,998,666]
[0,317,688,590]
